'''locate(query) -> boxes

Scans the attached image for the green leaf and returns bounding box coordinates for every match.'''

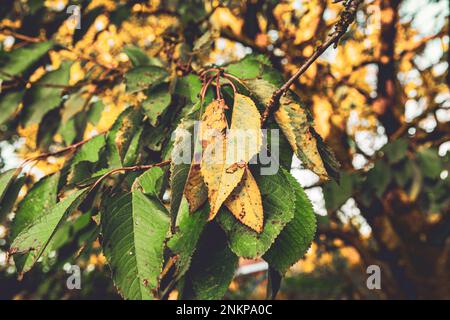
[367,160,392,197]
[106,107,143,168]
[225,54,270,80]
[67,134,106,184]
[382,138,408,164]
[167,198,209,279]
[10,173,60,240]
[125,65,168,93]
[142,84,171,126]
[101,191,170,300]
[124,46,150,67]
[323,172,355,211]
[417,148,442,179]
[0,91,23,125]
[133,167,164,196]
[0,41,53,80]
[10,173,59,272]
[0,176,24,222]
[61,90,88,123]
[21,61,72,126]
[87,100,104,125]
[175,74,202,104]
[10,187,87,273]
[123,46,163,67]
[266,267,282,300]
[217,168,295,258]
[58,110,87,145]
[0,169,19,204]
[181,224,238,300]
[393,158,413,187]
[263,171,316,274]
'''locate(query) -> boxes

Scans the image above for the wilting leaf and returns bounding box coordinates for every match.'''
[218,168,295,258]
[222,93,263,232]
[224,169,263,233]
[125,65,168,93]
[180,223,238,300]
[0,41,53,80]
[184,165,208,213]
[170,120,208,222]
[200,99,245,220]
[0,91,23,125]
[244,78,331,180]
[21,61,72,126]
[227,93,262,163]
[263,171,316,273]
[10,187,87,274]
[101,191,170,300]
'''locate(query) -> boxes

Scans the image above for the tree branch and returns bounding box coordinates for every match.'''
[261,0,363,124]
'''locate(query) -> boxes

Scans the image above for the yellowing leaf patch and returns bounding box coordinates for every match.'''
[200,94,264,227]
[224,169,263,233]
[274,101,327,179]
[244,78,329,180]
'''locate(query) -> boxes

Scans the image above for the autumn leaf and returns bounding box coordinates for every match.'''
[184,164,208,213]
[200,99,242,219]
[244,78,331,180]
[224,169,263,233]
[222,93,264,232]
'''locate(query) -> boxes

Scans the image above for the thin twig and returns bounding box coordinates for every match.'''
[261,0,362,124]
[89,160,172,190]
[0,28,42,43]
[20,133,104,168]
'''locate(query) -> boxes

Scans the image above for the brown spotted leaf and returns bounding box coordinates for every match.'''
[200,99,240,220]
[224,168,263,233]
[244,79,330,180]
[200,95,263,221]
[184,164,208,213]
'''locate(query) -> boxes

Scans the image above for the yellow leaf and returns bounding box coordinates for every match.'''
[244,79,329,180]
[200,94,262,220]
[224,168,263,233]
[274,101,327,179]
[201,137,245,220]
[227,93,262,163]
[184,99,227,214]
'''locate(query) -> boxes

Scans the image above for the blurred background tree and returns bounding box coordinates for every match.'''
[0,0,448,299]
